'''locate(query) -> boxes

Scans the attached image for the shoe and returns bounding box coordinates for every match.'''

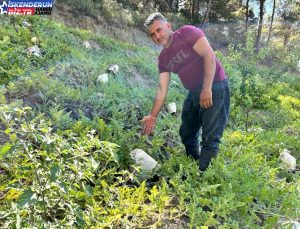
[185,145,200,160]
[199,151,217,171]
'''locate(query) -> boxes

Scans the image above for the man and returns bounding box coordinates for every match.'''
[141,13,230,171]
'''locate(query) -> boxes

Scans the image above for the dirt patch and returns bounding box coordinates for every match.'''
[21,91,43,107]
[0,123,9,145]
[0,190,6,200]
[50,2,153,48]
[285,127,300,137]
[125,67,156,88]
[158,217,189,229]
[64,100,112,122]
[125,49,138,58]
[86,40,102,50]
[54,62,96,88]
[5,88,42,108]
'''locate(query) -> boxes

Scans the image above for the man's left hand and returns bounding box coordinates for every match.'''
[200,88,213,108]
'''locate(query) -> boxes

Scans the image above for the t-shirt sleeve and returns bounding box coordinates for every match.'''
[181,25,205,46]
[158,54,169,73]
[158,63,169,73]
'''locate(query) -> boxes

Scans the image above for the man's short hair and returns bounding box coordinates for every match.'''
[144,12,167,30]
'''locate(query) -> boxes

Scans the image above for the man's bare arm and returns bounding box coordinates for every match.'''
[193,36,216,108]
[150,72,171,117]
[142,72,171,135]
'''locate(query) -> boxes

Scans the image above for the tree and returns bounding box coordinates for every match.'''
[201,0,212,26]
[180,0,203,23]
[255,0,266,51]
[153,0,182,13]
[245,0,250,31]
[209,0,242,21]
[179,0,243,23]
[277,0,300,45]
[266,0,276,45]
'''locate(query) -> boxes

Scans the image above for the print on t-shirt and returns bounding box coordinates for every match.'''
[166,49,190,71]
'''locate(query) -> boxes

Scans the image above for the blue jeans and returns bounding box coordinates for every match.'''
[179,79,230,171]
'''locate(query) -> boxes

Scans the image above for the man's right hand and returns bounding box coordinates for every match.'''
[140,72,170,136]
[141,115,157,135]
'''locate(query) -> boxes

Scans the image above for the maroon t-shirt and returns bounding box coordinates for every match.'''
[158,25,226,91]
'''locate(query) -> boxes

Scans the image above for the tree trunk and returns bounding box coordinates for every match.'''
[283,23,291,45]
[174,0,179,12]
[266,0,276,45]
[191,0,196,22]
[189,0,193,20]
[255,0,266,52]
[245,0,250,31]
[201,0,212,27]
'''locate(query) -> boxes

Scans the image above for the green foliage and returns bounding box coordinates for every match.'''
[217,33,300,131]
[0,30,28,84]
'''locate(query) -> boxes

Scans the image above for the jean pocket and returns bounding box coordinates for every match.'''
[212,84,223,100]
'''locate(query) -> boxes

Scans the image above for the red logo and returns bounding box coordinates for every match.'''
[8,7,35,15]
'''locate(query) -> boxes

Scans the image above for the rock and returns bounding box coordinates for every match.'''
[31,37,39,45]
[249,127,264,133]
[83,41,91,49]
[97,74,108,84]
[167,102,176,114]
[108,64,119,75]
[130,149,158,172]
[22,20,31,27]
[27,45,41,57]
[222,26,229,37]
[97,93,105,98]
[280,149,296,171]
[278,220,300,229]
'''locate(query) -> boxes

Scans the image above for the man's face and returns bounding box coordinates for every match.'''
[148,20,172,48]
